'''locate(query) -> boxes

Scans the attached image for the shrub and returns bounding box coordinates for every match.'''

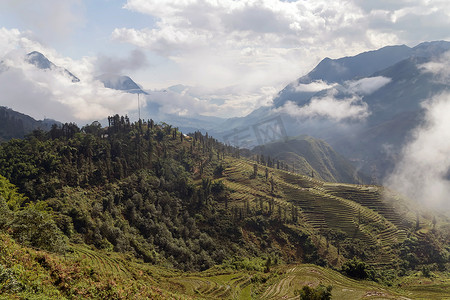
[421,265,431,278]
[341,258,376,281]
[294,284,333,300]
[0,264,23,293]
[9,202,67,253]
[211,180,225,195]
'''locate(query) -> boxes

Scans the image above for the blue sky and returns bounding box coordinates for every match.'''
[0,0,449,122]
[0,1,153,57]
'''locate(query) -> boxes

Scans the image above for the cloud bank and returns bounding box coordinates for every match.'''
[95,49,149,75]
[276,89,370,121]
[0,28,137,123]
[275,76,391,121]
[113,0,450,90]
[385,92,450,210]
[346,76,391,95]
[146,85,276,118]
[2,0,450,122]
[293,80,337,93]
[420,50,450,83]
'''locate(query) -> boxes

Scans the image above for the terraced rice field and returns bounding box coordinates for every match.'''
[221,159,419,267]
[323,184,413,232]
[164,264,446,299]
[69,244,133,278]
[168,272,253,299]
[258,264,408,299]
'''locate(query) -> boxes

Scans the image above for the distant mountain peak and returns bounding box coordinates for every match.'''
[26,51,54,69]
[96,74,148,94]
[26,51,80,83]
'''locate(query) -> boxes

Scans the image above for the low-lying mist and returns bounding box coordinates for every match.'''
[385,92,450,211]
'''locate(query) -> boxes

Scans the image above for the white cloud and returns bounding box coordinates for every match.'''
[146,85,277,118]
[118,0,369,55]
[109,0,450,118]
[361,0,450,43]
[113,0,371,98]
[420,50,450,83]
[346,76,391,95]
[0,28,137,123]
[95,49,149,75]
[0,27,41,56]
[275,76,389,122]
[292,80,337,93]
[385,92,450,210]
[276,89,370,121]
[2,0,450,122]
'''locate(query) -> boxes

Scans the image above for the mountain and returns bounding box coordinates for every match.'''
[0,106,59,142]
[96,74,148,94]
[217,41,450,180]
[252,135,369,184]
[273,41,450,108]
[26,51,80,83]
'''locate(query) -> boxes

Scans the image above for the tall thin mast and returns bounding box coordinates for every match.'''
[137,93,141,120]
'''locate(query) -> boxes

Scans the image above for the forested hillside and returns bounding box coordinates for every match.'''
[0,106,57,142]
[0,116,449,299]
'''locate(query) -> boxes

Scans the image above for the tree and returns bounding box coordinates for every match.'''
[269,177,275,194]
[264,257,271,273]
[214,164,224,177]
[253,163,258,178]
[82,121,102,136]
[415,211,420,230]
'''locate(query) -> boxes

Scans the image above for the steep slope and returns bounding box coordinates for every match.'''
[0,106,59,142]
[223,157,449,269]
[273,41,450,108]
[251,135,368,184]
[329,55,448,177]
[218,41,450,181]
[26,51,80,83]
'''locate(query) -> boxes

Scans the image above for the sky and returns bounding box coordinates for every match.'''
[0,0,450,123]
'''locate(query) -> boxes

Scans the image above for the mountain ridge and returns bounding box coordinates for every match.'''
[251,135,369,184]
[218,40,450,181]
[0,106,59,142]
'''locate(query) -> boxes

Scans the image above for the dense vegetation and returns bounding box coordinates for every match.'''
[0,116,323,272]
[0,115,449,298]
